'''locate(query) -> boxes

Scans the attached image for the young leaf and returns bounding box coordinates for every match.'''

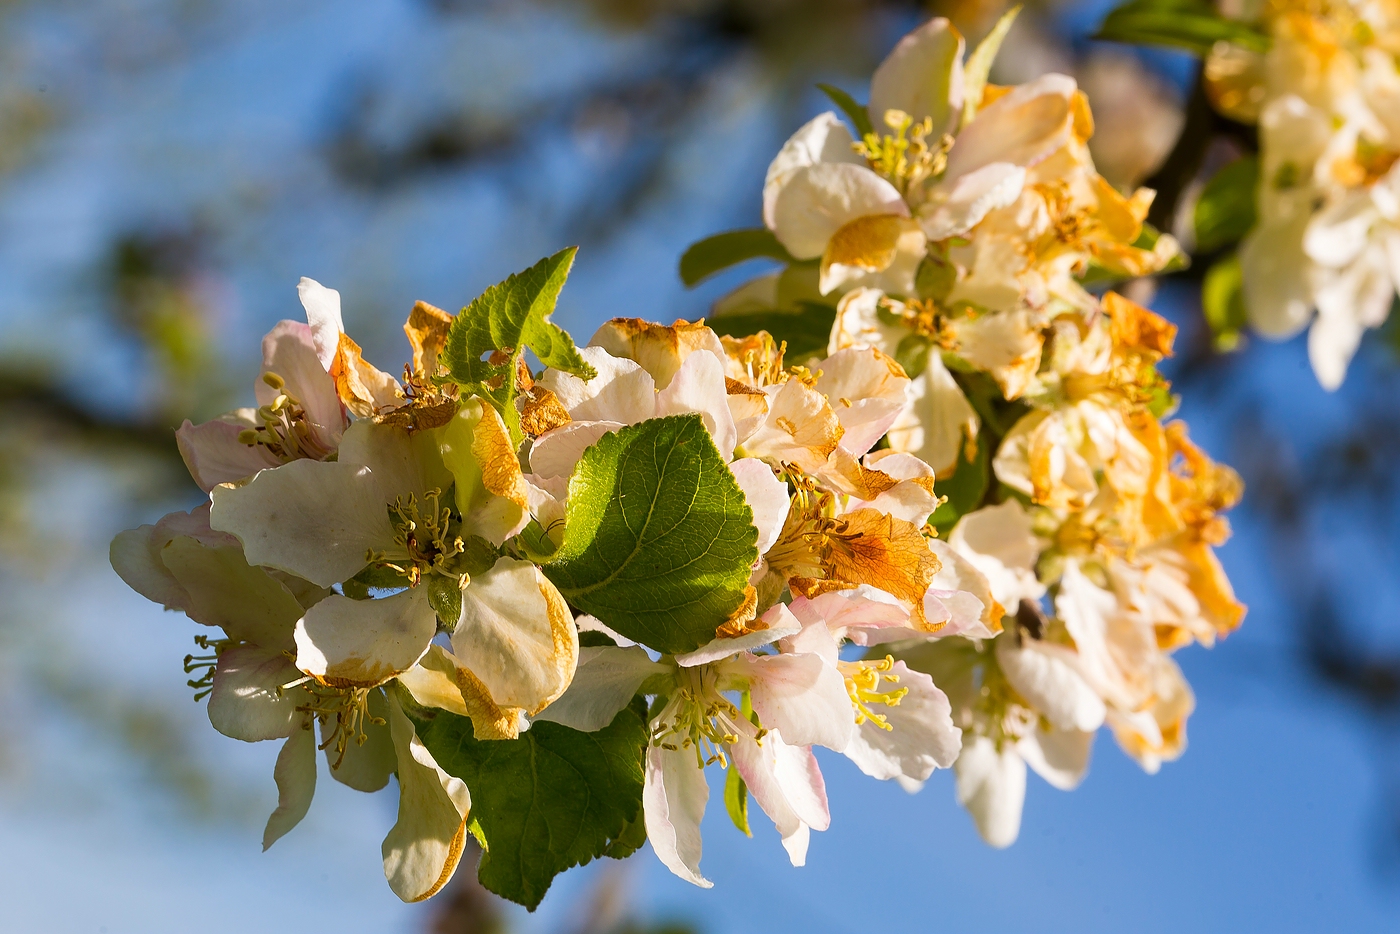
[816,82,875,139]
[961,5,1022,128]
[412,701,649,911]
[1194,155,1258,254]
[707,301,837,363]
[1201,253,1248,351]
[1094,0,1269,56]
[679,229,796,288]
[442,248,596,441]
[724,764,752,837]
[541,414,759,655]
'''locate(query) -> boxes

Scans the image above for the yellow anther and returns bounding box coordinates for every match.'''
[261,371,285,391]
[839,655,908,731]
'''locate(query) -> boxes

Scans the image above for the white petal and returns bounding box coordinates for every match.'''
[295,589,437,687]
[770,162,908,260]
[207,645,305,742]
[1018,726,1094,791]
[338,419,451,504]
[884,350,977,475]
[451,557,578,713]
[210,459,392,588]
[954,734,1026,848]
[1239,215,1316,339]
[729,457,791,556]
[262,725,318,850]
[868,16,965,135]
[1303,192,1378,268]
[854,451,940,527]
[763,112,863,230]
[948,500,1046,611]
[297,277,345,370]
[843,661,960,782]
[160,536,304,650]
[643,741,712,888]
[945,73,1077,181]
[529,420,625,480]
[382,694,472,903]
[531,645,667,732]
[539,346,656,424]
[254,320,345,453]
[995,634,1106,733]
[730,723,829,865]
[654,350,737,461]
[731,651,854,751]
[926,538,999,638]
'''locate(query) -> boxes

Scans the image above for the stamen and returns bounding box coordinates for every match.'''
[182,633,234,702]
[839,655,908,730]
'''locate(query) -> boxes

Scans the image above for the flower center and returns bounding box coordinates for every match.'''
[650,667,759,769]
[292,683,385,770]
[369,489,466,587]
[856,108,952,197]
[839,655,907,730]
[238,371,337,461]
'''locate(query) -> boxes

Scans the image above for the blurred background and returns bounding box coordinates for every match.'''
[1,0,1398,931]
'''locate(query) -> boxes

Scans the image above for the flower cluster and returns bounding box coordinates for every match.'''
[110,12,1244,909]
[1208,0,1400,388]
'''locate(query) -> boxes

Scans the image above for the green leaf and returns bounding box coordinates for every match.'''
[1201,253,1248,352]
[679,229,796,288]
[816,82,875,139]
[929,434,990,534]
[1094,0,1269,56]
[707,301,837,364]
[442,248,596,442]
[961,5,1022,127]
[541,414,759,655]
[412,700,649,910]
[1194,155,1258,253]
[724,764,752,837]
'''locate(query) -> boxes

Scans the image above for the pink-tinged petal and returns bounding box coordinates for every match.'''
[644,739,712,888]
[176,414,281,492]
[297,277,345,370]
[945,73,1078,182]
[529,420,625,481]
[111,524,188,612]
[743,379,843,473]
[729,457,790,556]
[339,419,451,504]
[654,350,737,460]
[254,320,346,454]
[677,603,802,668]
[382,694,472,903]
[210,458,393,588]
[815,347,911,456]
[1017,725,1094,791]
[207,645,305,742]
[294,589,437,688]
[995,634,1106,733]
[868,17,965,136]
[730,651,853,751]
[540,346,656,424]
[532,645,668,732]
[729,721,830,865]
[786,587,914,648]
[263,725,317,850]
[770,162,908,260]
[159,536,304,650]
[954,734,1026,848]
[843,661,960,782]
[763,112,864,230]
[926,539,1000,638]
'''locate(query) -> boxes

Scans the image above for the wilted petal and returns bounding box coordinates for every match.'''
[589,318,727,390]
[644,740,712,888]
[441,399,531,545]
[853,450,939,527]
[843,661,960,782]
[951,309,1042,400]
[954,734,1026,848]
[451,557,579,714]
[295,589,437,688]
[382,695,472,903]
[207,645,305,742]
[263,725,318,850]
[868,16,965,135]
[211,459,393,588]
